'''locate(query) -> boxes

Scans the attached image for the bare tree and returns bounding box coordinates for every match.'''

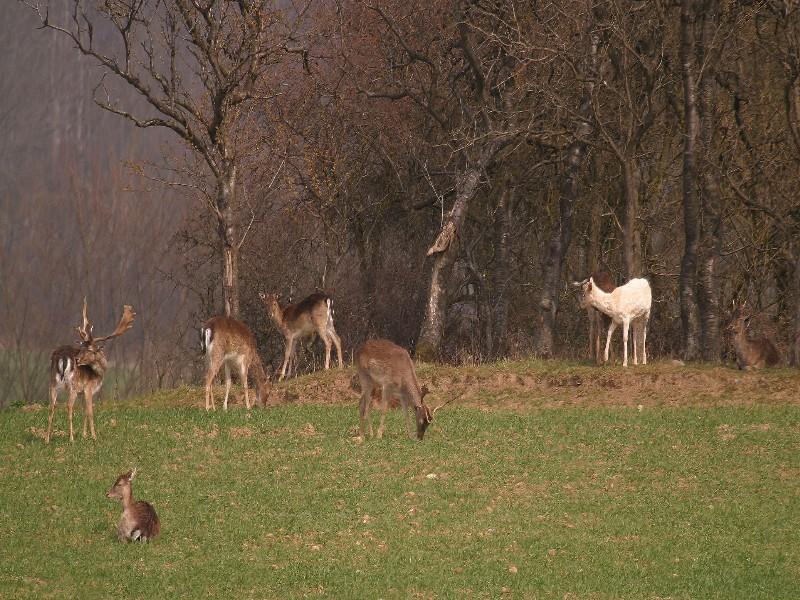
[26,0,310,317]
[533,4,601,356]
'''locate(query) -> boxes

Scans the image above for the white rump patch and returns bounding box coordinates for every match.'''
[203,327,213,353]
[56,357,73,383]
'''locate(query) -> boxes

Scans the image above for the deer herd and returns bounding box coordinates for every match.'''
[45,279,782,542]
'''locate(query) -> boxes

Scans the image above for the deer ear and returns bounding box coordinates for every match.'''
[420,385,430,399]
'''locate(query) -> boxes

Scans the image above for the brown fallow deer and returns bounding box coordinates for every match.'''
[727,301,781,370]
[578,270,616,364]
[200,316,271,411]
[355,339,453,441]
[106,468,161,543]
[259,291,343,381]
[45,299,135,444]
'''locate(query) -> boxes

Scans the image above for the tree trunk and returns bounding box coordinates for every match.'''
[792,246,800,367]
[416,166,482,361]
[622,160,642,280]
[217,166,240,318]
[679,0,702,361]
[588,187,602,275]
[492,184,512,358]
[353,217,380,336]
[696,0,722,362]
[534,24,599,356]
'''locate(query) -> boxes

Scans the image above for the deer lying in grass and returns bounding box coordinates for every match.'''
[574,277,651,367]
[576,270,616,364]
[106,468,160,543]
[259,291,343,380]
[200,316,271,411]
[727,301,781,370]
[45,299,136,443]
[355,339,452,441]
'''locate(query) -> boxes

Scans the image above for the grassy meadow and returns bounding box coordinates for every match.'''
[0,361,798,599]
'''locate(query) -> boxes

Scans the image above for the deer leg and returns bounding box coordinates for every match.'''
[223,363,232,411]
[403,398,416,440]
[45,385,58,444]
[280,338,295,381]
[642,314,648,365]
[358,377,374,440]
[377,387,391,439]
[622,319,630,367]
[329,328,343,369]
[82,397,88,438]
[594,312,604,365]
[205,356,222,411]
[85,388,96,440]
[239,359,251,410]
[604,321,617,364]
[321,330,332,370]
[67,389,77,442]
[632,321,639,366]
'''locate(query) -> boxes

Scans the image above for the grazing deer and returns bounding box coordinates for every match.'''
[259,291,343,380]
[727,301,781,370]
[200,316,271,411]
[45,299,135,443]
[106,468,161,543]
[355,339,450,441]
[575,270,616,364]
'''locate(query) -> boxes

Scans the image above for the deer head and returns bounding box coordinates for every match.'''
[414,385,432,440]
[106,468,136,500]
[572,278,593,309]
[258,292,282,320]
[75,299,136,374]
[727,300,752,335]
[416,388,464,440]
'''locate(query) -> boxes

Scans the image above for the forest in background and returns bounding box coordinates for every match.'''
[1,0,799,406]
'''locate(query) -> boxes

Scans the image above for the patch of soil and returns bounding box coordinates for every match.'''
[272,361,800,412]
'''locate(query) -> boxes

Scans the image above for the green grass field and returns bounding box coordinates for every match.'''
[0,362,798,599]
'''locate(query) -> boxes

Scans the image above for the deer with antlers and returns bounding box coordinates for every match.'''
[45,299,135,444]
[200,315,271,411]
[259,291,343,380]
[355,339,453,441]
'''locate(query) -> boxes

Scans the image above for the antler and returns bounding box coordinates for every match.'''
[77,297,93,341]
[94,305,136,344]
[431,390,467,416]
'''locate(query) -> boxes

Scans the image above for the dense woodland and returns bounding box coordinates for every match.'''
[2,0,799,405]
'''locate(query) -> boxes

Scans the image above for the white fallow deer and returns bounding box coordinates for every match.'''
[259,291,343,380]
[574,277,652,367]
[106,468,161,543]
[355,339,453,441]
[576,269,616,364]
[727,301,781,370]
[200,316,271,411]
[45,299,136,443]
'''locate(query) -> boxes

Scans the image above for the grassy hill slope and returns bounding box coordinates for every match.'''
[1,360,798,599]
